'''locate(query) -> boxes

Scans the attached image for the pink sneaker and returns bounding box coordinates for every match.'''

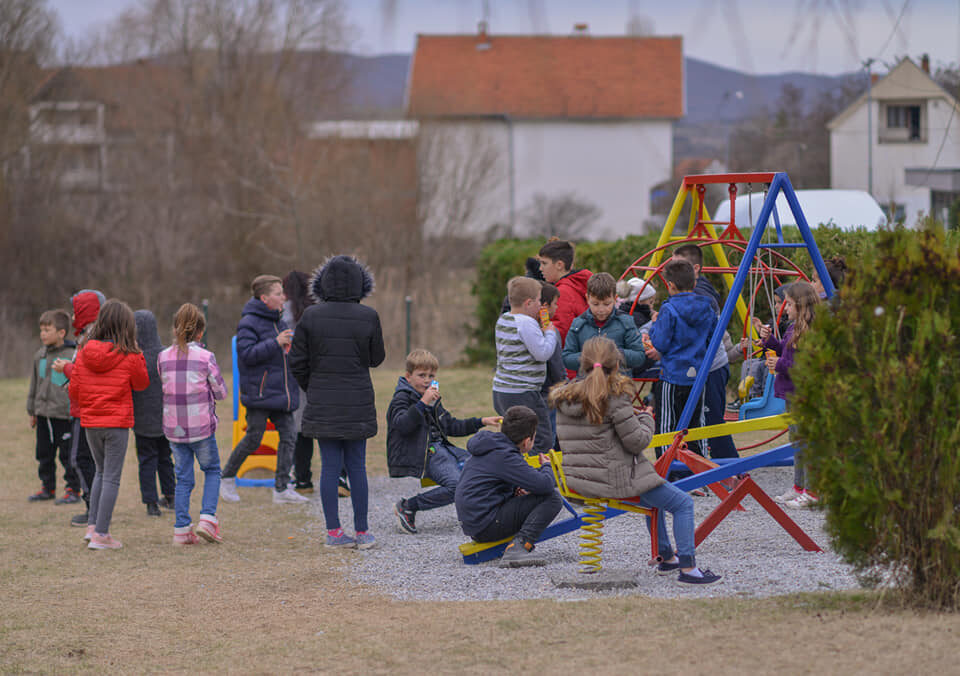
[83,525,96,541]
[87,533,123,550]
[196,515,223,543]
[173,525,200,546]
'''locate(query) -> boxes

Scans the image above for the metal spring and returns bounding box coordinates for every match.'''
[578,500,605,574]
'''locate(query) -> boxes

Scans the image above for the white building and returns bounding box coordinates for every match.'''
[828,57,960,226]
[405,26,683,240]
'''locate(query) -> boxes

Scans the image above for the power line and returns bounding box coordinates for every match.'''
[873,0,911,61]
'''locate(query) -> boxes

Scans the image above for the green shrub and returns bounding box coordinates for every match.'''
[791,226,960,609]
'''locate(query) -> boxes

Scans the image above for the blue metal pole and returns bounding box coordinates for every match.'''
[778,173,836,299]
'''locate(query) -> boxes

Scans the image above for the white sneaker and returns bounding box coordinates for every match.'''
[774,486,803,504]
[785,492,819,509]
[273,487,310,504]
[219,477,240,503]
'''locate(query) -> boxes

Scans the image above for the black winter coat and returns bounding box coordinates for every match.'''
[235,297,298,411]
[132,310,165,436]
[290,255,385,440]
[386,377,482,478]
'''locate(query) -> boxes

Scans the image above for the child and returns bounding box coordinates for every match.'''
[537,238,592,344]
[492,276,559,455]
[539,282,565,449]
[133,310,176,516]
[551,337,721,584]
[388,349,500,534]
[759,281,821,509]
[645,259,718,457]
[157,303,228,545]
[290,255,385,550]
[454,405,563,568]
[616,277,657,329]
[562,272,648,373]
[68,300,150,549]
[26,309,79,503]
[220,274,307,505]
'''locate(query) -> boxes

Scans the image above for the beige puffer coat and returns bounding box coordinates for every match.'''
[554,392,663,499]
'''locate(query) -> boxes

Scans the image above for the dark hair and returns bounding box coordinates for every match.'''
[282,270,314,323]
[251,274,282,299]
[586,272,616,299]
[172,303,206,354]
[501,406,539,445]
[538,238,575,270]
[549,337,635,424]
[663,259,696,292]
[822,255,847,289]
[539,282,559,306]
[89,299,141,354]
[672,244,703,268]
[39,309,70,333]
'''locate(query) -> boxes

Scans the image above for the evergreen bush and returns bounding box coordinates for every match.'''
[791,226,960,609]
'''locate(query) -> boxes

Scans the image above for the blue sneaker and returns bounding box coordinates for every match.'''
[355,532,376,550]
[655,560,681,576]
[325,531,356,549]
[677,568,722,585]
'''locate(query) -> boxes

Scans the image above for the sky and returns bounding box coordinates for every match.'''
[49,0,960,76]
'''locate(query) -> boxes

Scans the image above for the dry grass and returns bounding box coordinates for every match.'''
[2,370,959,674]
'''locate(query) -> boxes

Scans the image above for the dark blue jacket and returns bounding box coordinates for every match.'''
[454,430,557,537]
[695,276,722,314]
[562,308,649,371]
[648,292,718,386]
[387,376,482,478]
[236,297,298,411]
[132,310,165,436]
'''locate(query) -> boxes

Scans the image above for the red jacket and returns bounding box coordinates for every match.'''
[554,269,593,345]
[68,340,149,428]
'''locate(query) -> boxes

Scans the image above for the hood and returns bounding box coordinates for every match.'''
[666,292,717,331]
[554,399,586,418]
[309,255,375,303]
[524,257,544,280]
[465,429,512,457]
[71,289,105,336]
[242,297,281,321]
[134,310,162,351]
[81,340,129,373]
[557,268,592,296]
[394,376,420,397]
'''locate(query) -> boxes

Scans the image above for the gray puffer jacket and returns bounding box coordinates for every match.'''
[554,391,662,499]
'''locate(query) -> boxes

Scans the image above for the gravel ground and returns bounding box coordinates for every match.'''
[306,466,861,601]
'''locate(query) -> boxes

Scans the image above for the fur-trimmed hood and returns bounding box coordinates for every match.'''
[309,255,375,303]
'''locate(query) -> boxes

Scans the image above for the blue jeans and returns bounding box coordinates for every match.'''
[317,439,368,532]
[639,482,697,568]
[221,408,295,492]
[170,435,221,529]
[408,443,468,512]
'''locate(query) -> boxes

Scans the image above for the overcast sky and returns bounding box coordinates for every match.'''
[49,0,960,75]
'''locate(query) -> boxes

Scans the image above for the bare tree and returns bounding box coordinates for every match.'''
[522,191,602,239]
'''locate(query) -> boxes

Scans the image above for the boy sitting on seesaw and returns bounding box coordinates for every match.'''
[388,349,499,535]
[454,405,563,568]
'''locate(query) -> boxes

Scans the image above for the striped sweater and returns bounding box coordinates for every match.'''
[493,313,559,393]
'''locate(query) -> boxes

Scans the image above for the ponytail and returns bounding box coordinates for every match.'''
[549,337,634,424]
[172,303,206,355]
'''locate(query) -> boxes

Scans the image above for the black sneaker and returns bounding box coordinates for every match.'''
[146,502,162,517]
[294,482,314,495]
[677,568,722,584]
[28,487,55,501]
[55,488,81,505]
[70,510,89,527]
[394,499,417,534]
[158,496,175,509]
[499,538,546,568]
[655,560,681,576]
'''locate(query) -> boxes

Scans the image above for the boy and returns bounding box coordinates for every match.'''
[492,276,559,454]
[562,272,649,373]
[539,282,565,450]
[26,310,79,503]
[221,274,306,505]
[616,277,657,329]
[388,349,500,534]
[645,259,718,457]
[537,238,592,345]
[454,405,563,568]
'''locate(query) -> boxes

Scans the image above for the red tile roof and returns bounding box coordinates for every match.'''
[406,34,683,119]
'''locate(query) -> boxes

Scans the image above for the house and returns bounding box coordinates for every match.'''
[405,24,684,239]
[828,56,960,226]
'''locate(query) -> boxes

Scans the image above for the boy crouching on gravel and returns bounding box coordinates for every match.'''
[388,349,499,534]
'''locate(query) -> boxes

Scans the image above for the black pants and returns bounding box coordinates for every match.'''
[69,419,96,507]
[135,433,176,504]
[36,416,79,493]
[473,491,563,545]
[654,380,706,457]
[294,433,349,489]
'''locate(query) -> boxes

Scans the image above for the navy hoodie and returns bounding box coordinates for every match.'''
[454,430,556,537]
[648,292,718,386]
[132,310,165,436]
[236,297,298,411]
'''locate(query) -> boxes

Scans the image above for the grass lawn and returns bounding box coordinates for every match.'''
[1,368,958,673]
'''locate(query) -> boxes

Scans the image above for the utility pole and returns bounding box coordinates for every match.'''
[863,58,875,196]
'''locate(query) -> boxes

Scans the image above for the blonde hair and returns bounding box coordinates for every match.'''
[405,348,439,374]
[251,274,282,299]
[549,336,635,424]
[172,303,206,354]
[507,276,542,308]
[88,300,141,354]
[785,281,820,351]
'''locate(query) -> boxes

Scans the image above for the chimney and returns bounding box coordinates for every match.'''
[921,53,930,74]
[478,21,488,40]
[573,23,589,36]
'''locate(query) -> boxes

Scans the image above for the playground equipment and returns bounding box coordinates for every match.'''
[230,336,279,487]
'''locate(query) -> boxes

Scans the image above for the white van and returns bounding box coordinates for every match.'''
[713,189,888,231]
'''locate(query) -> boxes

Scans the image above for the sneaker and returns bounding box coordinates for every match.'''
[294,482,314,495]
[774,486,803,504]
[70,510,89,527]
[28,487,55,501]
[273,487,310,504]
[84,525,96,542]
[499,538,546,568]
[158,496,175,509]
[55,488,81,505]
[173,525,200,546]
[146,502,162,517]
[656,560,682,576]
[785,492,819,509]
[88,533,123,550]
[325,531,357,549]
[195,515,223,543]
[219,477,240,503]
[355,532,376,550]
[394,499,417,534]
[678,568,721,584]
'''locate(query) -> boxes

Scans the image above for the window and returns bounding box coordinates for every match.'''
[880,102,925,143]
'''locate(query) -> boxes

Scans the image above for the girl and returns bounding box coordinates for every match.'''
[157,304,228,546]
[757,281,821,509]
[68,300,149,550]
[550,336,721,584]
[289,255,385,550]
